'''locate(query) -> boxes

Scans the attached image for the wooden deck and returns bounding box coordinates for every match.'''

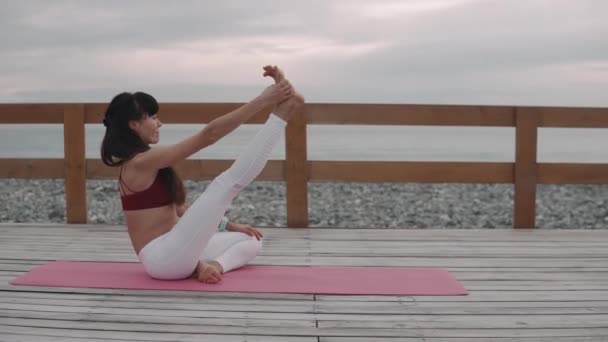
[1,224,607,341]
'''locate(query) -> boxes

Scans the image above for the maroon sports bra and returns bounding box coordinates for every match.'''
[119,166,172,211]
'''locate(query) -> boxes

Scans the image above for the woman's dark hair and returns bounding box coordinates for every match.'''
[101,92,185,205]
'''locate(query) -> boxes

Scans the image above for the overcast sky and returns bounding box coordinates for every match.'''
[1,0,607,106]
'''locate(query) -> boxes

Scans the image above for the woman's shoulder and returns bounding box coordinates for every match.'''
[123,153,158,177]
[127,152,149,169]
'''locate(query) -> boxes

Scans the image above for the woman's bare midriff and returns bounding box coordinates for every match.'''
[125,205,179,255]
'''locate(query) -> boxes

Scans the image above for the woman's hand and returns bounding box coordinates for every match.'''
[258,80,293,105]
[258,64,291,105]
[227,221,263,240]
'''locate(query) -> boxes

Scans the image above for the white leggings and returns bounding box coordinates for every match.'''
[138,114,286,279]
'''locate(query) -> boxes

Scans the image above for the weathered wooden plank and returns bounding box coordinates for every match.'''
[6,238,608,254]
[4,307,608,333]
[0,309,316,328]
[306,104,515,126]
[0,334,99,342]
[1,226,605,239]
[304,256,608,268]
[538,163,608,184]
[5,241,608,256]
[4,232,607,246]
[539,106,608,128]
[0,314,316,336]
[314,314,608,329]
[3,290,608,310]
[0,104,64,123]
[313,301,608,314]
[86,159,285,181]
[1,325,316,342]
[309,240,608,247]
[0,291,313,305]
[308,244,608,254]
[0,303,315,320]
[309,161,513,183]
[0,292,608,314]
[3,317,608,338]
[3,298,608,316]
[84,103,275,124]
[5,226,608,244]
[1,325,315,342]
[322,338,605,342]
[317,290,608,302]
[0,299,313,315]
[0,159,65,178]
[0,281,313,300]
[306,230,608,241]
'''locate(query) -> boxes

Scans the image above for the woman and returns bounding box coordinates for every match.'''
[101,65,304,283]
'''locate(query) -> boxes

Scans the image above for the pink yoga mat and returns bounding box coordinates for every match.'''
[10,261,468,296]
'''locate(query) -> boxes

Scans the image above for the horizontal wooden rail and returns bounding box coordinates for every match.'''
[308,161,514,183]
[1,102,608,227]
[0,159,65,178]
[539,107,608,128]
[83,103,277,124]
[5,159,608,185]
[0,104,64,123]
[306,104,516,126]
[0,159,284,180]
[85,159,285,181]
[538,164,608,184]
[3,102,606,126]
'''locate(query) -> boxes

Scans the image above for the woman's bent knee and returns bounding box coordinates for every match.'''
[250,237,263,254]
[239,237,263,262]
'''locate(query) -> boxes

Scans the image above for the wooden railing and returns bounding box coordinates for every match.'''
[1,103,608,228]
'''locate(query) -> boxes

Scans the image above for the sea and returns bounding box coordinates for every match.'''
[0,124,607,163]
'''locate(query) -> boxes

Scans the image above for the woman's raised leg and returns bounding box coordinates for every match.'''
[144,113,288,279]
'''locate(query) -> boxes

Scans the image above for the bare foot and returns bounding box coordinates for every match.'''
[262,65,305,121]
[195,260,223,284]
[274,92,305,122]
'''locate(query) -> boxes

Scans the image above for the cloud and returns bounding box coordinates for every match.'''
[0,0,607,106]
[333,0,479,19]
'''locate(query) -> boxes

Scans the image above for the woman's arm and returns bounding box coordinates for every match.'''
[132,80,293,171]
[203,80,292,144]
[227,220,263,240]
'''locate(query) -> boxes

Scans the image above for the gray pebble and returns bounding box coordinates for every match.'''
[1,179,607,229]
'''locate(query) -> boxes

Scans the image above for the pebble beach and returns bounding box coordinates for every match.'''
[2,179,607,229]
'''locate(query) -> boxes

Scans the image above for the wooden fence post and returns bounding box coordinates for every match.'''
[285,106,309,228]
[63,104,87,223]
[514,107,539,228]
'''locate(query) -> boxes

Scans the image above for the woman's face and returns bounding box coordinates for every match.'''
[129,113,162,144]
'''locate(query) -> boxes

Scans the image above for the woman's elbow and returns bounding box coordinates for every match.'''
[201,125,220,146]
